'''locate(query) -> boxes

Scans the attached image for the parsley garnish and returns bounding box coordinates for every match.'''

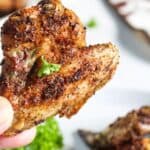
[38,56,61,77]
[87,18,97,28]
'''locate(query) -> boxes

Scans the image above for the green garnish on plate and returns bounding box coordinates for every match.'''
[38,56,61,78]
[86,18,97,28]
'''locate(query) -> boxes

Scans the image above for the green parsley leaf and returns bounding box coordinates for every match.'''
[86,18,97,28]
[38,56,61,77]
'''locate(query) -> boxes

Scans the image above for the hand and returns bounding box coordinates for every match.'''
[0,97,36,149]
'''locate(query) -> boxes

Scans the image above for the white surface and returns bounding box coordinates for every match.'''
[0,0,150,149]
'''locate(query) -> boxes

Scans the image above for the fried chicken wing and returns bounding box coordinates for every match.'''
[0,0,119,136]
[79,106,150,150]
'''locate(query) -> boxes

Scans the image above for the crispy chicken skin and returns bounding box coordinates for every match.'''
[79,106,150,150]
[0,0,119,136]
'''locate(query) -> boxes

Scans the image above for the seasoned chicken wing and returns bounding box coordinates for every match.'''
[79,106,150,150]
[0,0,119,136]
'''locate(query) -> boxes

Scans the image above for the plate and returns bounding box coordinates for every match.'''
[58,87,150,149]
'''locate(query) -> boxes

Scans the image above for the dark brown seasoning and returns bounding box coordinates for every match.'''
[138,107,150,124]
[42,76,65,99]
[0,0,119,136]
[79,107,150,150]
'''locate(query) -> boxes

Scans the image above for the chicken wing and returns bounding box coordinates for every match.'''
[0,0,119,136]
[79,106,150,150]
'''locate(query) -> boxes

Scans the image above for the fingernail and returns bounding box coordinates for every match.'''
[0,97,14,134]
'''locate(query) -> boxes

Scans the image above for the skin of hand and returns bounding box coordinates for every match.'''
[0,97,36,149]
[0,0,11,10]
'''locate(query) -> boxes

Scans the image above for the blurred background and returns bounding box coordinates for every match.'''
[0,0,150,149]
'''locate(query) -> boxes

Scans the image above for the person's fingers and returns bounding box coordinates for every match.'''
[0,127,36,148]
[0,97,36,148]
[0,97,14,135]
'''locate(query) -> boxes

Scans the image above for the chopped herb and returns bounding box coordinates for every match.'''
[86,18,97,28]
[38,56,61,77]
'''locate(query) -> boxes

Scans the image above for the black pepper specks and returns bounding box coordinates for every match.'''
[42,76,65,99]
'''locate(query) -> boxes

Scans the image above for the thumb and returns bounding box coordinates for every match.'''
[0,97,14,135]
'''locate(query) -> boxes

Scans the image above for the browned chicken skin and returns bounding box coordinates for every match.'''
[79,106,150,150]
[0,0,119,136]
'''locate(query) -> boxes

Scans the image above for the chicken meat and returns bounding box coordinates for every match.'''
[79,106,150,150]
[0,0,119,136]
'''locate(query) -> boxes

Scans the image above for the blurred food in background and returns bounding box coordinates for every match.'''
[79,106,150,150]
[107,0,150,43]
[0,0,27,17]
